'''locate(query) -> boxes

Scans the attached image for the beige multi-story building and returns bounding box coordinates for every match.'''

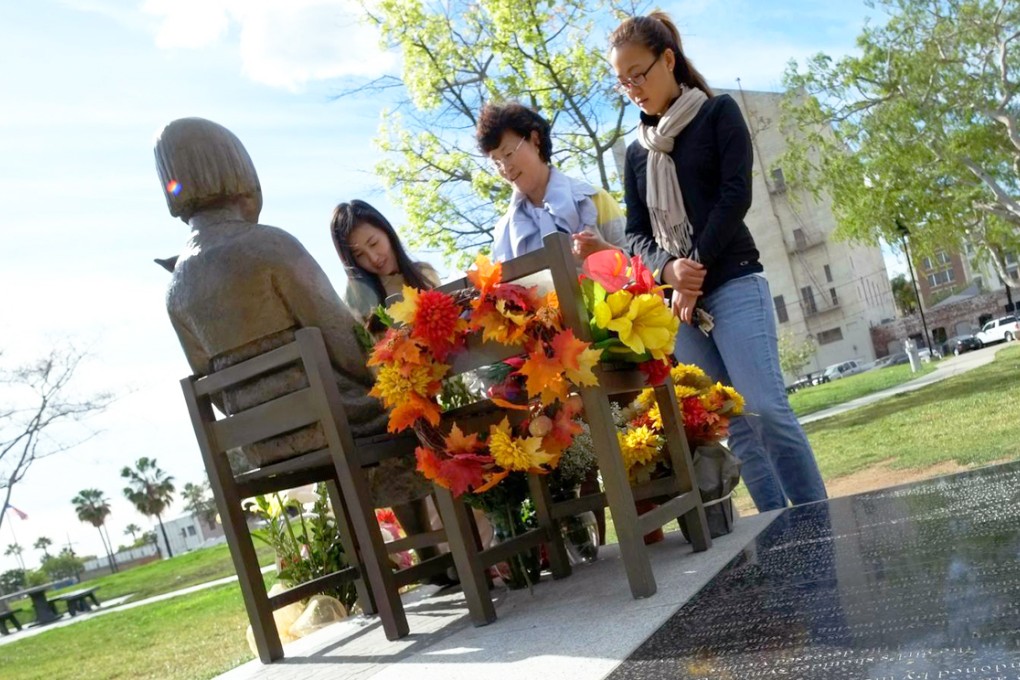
[722,88,897,380]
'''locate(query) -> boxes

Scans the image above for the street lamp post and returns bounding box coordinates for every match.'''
[896,219,932,350]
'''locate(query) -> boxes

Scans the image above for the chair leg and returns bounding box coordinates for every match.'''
[580,386,657,598]
[654,383,712,553]
[528,474,571,580]
[325,479,378,616]
[433,486,496,626]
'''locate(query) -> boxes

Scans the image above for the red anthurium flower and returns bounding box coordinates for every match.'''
[582,249,631,293]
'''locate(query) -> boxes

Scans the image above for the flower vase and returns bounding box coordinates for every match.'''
[552,486,599,564]
[634,498,665,545]
[485,504,542,590]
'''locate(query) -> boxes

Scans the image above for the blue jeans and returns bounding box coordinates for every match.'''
[674,275,827,511]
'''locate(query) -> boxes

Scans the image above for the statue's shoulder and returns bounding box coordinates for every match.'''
[243,224,313,261]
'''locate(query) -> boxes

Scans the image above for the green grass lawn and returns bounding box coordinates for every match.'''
[788,362,936,417]
[805,344,1020,479]
[8,541,275,624]
[4,347,1018,680]
[0,583,257,680]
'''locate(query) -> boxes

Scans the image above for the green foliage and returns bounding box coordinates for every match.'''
[182,481,218,529]
[890,274,917,315]
[364,0,633,266]
[40,550,84,581]
[780,0,1020,284]
[0,567,25,594]
[245,485,357,611]
[789,362,934,417]
[777,331,817,377]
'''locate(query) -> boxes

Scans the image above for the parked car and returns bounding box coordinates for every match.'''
[822,360,864,381]
[975,315,1019,345]
[873,353,908,369]
[941,335,983,356]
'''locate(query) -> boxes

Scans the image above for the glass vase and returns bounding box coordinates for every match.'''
[485,503,542,590]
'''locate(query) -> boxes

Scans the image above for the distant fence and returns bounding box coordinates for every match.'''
[82,543,160,577]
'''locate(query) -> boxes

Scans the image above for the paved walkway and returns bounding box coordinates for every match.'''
[798,343,1003,426]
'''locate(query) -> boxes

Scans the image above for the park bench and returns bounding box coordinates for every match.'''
[0,608,22,635]
[49,587,101,616]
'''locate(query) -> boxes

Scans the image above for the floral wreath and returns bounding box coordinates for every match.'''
[368,251,684,498]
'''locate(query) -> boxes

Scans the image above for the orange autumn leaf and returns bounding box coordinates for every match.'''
[473,469,509,494]
[467,254,502,296]
[444,423,482,455]
[388,394,440,432]
[519,349,569,403]
[415,446,443,481]
[489,397,530,411]
[551,329,600,387]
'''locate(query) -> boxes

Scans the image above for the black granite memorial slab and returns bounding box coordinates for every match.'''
[609,462,1020,680]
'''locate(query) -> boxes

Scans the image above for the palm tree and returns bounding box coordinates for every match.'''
[72,489,118,573]
[122,457,175,558]
[123,523,141,544]
[181,481,217,530]
[4,543,25,571]
[33,536,53,561]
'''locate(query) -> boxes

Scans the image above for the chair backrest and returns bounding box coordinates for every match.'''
[182,328,356,475]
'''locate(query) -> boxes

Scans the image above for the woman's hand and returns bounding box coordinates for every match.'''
[571,230,613,261]
[662,258,706,323]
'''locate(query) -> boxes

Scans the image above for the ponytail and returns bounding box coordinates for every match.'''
[609,11,713,97]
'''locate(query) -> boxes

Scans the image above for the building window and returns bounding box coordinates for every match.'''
[926,268,955,288]
[936,250,951,265]
[801,286,817,315]
[187,526,197,536]
[824,264,833,283]
[817,327,843,345]
[921,256,933,271]
[770,167,787,192]
[793,228,807,250]
[830,287,839,306]
[773,295,788,323]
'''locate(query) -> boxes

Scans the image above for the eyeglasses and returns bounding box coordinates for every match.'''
[613,54,662,95]
[488,136,527,173]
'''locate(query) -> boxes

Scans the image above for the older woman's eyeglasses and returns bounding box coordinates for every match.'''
[613,54,662,95]
[489,136,527,173]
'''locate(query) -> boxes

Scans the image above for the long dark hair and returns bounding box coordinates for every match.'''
[608,11,714,97]
[330,200,431,307]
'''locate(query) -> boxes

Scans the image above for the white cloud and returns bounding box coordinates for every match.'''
[141,0,396,90]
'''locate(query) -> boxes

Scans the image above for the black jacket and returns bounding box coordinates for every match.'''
[624,94,763,296]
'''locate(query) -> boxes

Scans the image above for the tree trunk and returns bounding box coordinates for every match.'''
[101,524,119,573]
[95,526,115,574]
[156,514,174,558]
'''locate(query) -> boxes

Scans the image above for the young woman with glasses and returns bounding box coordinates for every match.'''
[476,102,628,263]
[608,11,827,511]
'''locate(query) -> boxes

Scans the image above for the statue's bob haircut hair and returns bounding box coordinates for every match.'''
[154,117,263,222]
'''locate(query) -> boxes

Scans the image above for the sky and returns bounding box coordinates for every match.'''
[0,0,900,572]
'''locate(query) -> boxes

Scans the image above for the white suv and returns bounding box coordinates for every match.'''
[822,360,864,381]
[976,315,1019,345]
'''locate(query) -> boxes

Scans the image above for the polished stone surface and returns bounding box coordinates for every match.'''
[610,462,1020,680]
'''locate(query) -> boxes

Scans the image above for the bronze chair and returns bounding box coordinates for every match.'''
[181,327,454,663]
[432,232,711,626]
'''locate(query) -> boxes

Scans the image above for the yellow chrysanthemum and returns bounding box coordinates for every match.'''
[617,426,664,470]
[716,383,745,415]
[371,362,442,407]
[605,293,680,360]
[647,402,663,430]
[670,363,713,390]
[636,388,656,408]
[673,384,701,401]
[488,418,553,471]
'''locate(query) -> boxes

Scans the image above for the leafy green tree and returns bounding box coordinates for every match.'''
[121,457,175,559]
[3,542,24,571]
[781,0,1020,288]
[40,549,84,581]
[32,536,52,561]
[123,523,141,544]
[0,568,25,594]
[361,0,630,264]
[778,331,817,378]
[72,489,118,573]
[890,274,918,316]
[181,481,218,530]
